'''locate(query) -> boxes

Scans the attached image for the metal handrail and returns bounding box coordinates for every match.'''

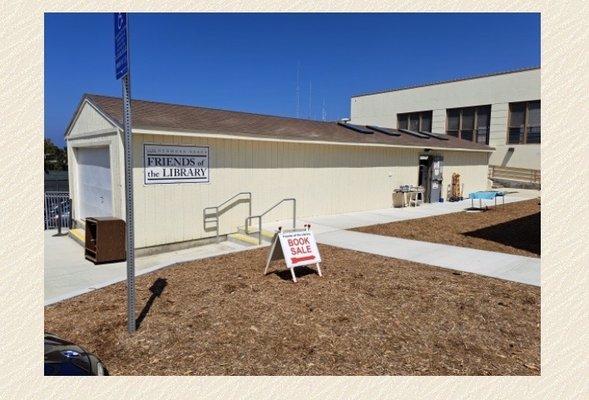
[203,192,252,242]
[245,198,296,245]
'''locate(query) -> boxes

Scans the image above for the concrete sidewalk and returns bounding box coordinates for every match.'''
[44,230,252,305]
[46,192,539,304]
[317,230,540,286]
[265,195,540,286]
[266,194,537,234]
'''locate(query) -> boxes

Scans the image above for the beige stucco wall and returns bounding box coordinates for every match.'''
[130,132,489,248]
[350,69,540,170]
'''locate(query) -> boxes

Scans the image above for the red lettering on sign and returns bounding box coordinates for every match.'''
[291,255,315,264]
[287,237,311,247]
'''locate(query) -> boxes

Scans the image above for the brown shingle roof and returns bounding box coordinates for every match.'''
[82,94,493,152]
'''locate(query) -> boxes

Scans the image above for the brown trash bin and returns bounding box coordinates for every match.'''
[85,217,126,264]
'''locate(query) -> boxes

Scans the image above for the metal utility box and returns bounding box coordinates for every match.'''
[85,217,126,264]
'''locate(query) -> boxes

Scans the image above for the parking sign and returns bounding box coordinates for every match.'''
[114,13,128,79]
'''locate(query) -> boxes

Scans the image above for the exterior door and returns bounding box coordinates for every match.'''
[76,146,113,220]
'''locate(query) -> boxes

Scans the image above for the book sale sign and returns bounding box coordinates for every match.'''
[265,228,322,283]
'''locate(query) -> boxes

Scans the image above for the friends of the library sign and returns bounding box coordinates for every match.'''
[144,144,209,185]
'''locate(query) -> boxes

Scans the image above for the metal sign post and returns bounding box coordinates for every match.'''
[114,12,136,333]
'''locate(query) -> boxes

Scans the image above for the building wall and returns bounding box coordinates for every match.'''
[131,132,489,248]
[350,69,540,170]
[66,102,124,225]
[69,101,115,137]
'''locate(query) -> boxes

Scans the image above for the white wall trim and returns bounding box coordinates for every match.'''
[133,128,494,153]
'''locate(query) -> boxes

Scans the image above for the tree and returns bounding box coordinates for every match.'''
[44,139,68,172]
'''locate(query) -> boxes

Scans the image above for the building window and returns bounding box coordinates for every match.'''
[446,105,491,144]
[508,100,541,144]
[397,111,433,132]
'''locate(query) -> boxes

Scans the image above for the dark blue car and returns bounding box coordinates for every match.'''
[44,333,108,376]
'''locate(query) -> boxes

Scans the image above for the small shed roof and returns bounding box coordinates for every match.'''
[74,94,494,152]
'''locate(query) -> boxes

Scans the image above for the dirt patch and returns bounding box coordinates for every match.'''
[45,245,540,375]
[353,199,540,257]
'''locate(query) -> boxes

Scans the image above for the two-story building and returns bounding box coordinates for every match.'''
[350,67,540,188]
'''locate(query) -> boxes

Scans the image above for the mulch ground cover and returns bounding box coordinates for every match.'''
[45,244,540,376]
[353,199,541,257]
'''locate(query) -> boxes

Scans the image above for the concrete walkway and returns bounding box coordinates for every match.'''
[317,230,539,286]
[44,230,251,305]
[265,195,540,286]
[266,192,538,236]
[46,192,540,304]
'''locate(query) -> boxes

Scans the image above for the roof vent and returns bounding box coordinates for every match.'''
[337,122,374,134]
[398,129,430,139]
[366,125,401,137]
[419,131,449,141]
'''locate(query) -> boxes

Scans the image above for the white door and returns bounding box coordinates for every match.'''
[76,146,113,220]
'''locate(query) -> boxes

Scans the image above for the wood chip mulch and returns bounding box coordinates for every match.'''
[45,244,540,376]
[353,199,540,257]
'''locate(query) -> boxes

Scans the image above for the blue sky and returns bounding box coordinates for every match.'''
[45,13,540,146]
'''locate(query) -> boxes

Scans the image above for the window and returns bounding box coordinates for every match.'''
[508,100,541,144]
[445,105,491,144]
[397,111,433,132]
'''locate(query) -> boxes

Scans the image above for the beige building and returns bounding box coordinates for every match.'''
[65,94,492,251]
[350,67,540,185]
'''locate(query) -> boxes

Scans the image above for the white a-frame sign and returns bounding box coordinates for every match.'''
[264,225,322,283]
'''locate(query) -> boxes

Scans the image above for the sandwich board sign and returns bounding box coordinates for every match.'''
[264,226,322,282]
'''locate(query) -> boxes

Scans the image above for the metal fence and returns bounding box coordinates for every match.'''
[44,192,72,230]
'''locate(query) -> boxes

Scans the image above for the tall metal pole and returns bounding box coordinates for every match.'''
[122,73,136,333]
[115,12,136,333]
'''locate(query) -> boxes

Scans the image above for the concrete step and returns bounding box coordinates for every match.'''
[227,232,262,246]
[68,228,85,246]
[237,226,275,241]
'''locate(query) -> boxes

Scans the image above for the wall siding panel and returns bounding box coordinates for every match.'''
[130,133,489,248]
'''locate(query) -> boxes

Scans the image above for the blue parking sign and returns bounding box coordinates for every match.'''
[114,13,128,79]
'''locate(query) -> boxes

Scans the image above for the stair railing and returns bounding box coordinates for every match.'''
[245,198,296,245]
[203,192,252,242]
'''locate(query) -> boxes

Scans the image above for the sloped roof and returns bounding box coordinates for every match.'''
[78,94,493,152]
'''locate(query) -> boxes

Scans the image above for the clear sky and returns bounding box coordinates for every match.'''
[45,13,540,146]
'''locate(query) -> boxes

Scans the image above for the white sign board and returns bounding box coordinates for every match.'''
[264,229,323,283]
[279,230,322,268]
[144,144,209,184]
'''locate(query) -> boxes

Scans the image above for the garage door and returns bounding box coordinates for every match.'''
[76,146,113,220]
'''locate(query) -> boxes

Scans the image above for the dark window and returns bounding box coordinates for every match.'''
[409,113,420,131]
[446,105,491,143]
[397,110,433,132]
[508,101,540,144]
[398,114,408,130]
[446,109,460,137]
[476,106,491,144]
[421,112,432,133]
